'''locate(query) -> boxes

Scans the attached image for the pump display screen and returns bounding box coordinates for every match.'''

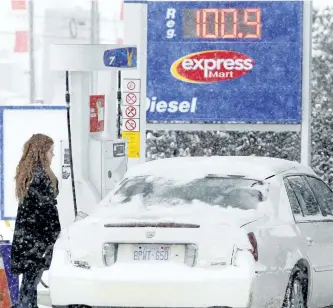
[183,8,262,39]
[113,143,125,157]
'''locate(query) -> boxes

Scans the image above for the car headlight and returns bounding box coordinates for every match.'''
[102,243,118,266]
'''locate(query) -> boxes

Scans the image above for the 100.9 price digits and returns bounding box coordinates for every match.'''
[196,8,261,39]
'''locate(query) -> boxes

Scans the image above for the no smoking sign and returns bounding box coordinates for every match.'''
[123,119,139,132]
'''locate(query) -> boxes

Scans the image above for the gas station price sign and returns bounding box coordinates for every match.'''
[146,1,303,123]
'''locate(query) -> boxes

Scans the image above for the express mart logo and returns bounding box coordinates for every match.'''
[146,50,254,114]
[170,50,254,83]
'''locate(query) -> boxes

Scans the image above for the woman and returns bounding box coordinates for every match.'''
[11,134,61,308]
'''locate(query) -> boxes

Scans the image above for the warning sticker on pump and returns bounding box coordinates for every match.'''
[122,131,140,159]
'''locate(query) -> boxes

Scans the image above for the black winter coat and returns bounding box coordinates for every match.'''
[11,164,61,275]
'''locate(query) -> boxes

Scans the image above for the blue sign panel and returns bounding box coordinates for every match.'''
[103,47,137,68]
[147,1,303,123]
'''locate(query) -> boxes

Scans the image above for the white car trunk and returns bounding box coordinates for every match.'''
[67,204,261,268]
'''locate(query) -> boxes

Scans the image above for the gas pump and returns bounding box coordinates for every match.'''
[49,44,138,220]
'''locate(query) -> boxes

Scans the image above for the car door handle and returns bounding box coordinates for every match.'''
[306,237,314,246]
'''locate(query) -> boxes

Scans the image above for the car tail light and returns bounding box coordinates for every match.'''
[247,232,258,262]
[103,243,118,266]
[184,244,197,267]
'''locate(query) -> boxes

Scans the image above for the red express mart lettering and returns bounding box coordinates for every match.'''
[146,97,197,113]
[183,57,253,77]
[171,50,255,83]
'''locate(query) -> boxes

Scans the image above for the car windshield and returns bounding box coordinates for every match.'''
[111,176,267,210]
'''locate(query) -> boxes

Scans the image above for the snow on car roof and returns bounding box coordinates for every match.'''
[125,156,314,181]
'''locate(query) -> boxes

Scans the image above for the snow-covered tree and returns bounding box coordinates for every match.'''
[312,6,333,110]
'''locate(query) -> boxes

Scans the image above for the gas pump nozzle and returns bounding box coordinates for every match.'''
[65,71,78,218]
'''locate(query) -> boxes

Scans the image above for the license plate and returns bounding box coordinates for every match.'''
[132,244,171,261]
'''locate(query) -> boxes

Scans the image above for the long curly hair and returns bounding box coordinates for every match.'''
[15,134,58,201]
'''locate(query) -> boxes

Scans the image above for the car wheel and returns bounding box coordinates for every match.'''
[283,266,308,308]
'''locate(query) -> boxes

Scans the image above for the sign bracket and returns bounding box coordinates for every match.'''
[146,123,301,133]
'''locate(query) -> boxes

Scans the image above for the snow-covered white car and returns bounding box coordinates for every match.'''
[49,156,333,308]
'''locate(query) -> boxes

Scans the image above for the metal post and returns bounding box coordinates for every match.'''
[301,0,313,166]
[139,3,147,164]
[28,0,35,104]
[90,0,99,93]
[90,0,99,44]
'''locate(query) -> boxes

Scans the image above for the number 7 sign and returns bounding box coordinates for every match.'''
[108,56,116,65]
[103,47,138,68]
